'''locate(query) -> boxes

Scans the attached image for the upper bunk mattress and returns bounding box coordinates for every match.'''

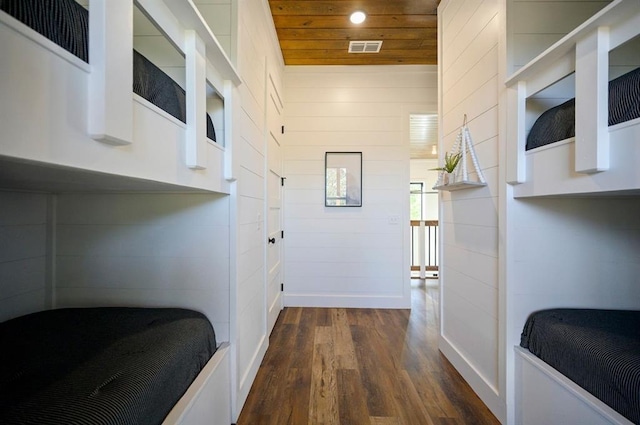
[520,308,640,423]
[0,0,89,61]
[526,66,640,150]
[0,307,217,425]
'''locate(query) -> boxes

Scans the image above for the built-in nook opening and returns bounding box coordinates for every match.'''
[132,2,188,126]
[609,32,640,81]
[525,72,576,150]
[206,81,225,147]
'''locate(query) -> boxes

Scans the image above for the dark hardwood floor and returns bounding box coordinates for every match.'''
[237,283,500,425]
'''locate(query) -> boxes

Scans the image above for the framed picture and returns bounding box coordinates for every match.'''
[325,152,362,207]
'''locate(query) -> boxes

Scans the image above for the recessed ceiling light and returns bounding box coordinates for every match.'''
[350,11,366,24]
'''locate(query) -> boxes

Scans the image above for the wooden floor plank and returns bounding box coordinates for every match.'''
[350,324,398,417]
[336,369,370,425]
[393,370,437,425]
[316,308,333,327]
[237,285,500,425]
[290,308,318,369]
[309,327,339,424]
[370,418,401,425]
[274,367,312,425]
[332,309,358,370]
[282,306,302,324]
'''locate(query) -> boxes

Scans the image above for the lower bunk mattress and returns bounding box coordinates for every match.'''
[520,309,640,423]
[0,307,218,425]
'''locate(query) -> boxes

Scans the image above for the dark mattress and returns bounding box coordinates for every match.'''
[520,309,640,423]
[526,66,640,150]
[0,0,217,142]
[0,307,217,425]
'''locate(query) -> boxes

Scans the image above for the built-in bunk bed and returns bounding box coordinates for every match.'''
[0,1,239,423]
[505,1,640,424]
[0,0,240,193]
[506,0,640,197]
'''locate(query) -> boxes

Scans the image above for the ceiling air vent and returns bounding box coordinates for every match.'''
[348,40,383,53]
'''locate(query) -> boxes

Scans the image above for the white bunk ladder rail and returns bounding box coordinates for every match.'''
[88,1,133,146]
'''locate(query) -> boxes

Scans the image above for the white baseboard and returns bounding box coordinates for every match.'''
[284,293,411,309]
[439,335,506,423]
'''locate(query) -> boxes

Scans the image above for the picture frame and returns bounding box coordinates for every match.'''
[325,152,362,207]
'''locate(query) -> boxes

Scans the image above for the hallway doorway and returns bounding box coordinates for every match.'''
[409,113,440,281]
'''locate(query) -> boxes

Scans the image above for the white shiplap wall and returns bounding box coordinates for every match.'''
[283,66,437,309]
[508,0,612,73]
[0,192,49,322]
[194,0,235,62]
[54,193,231,342]
[438,0,502,419]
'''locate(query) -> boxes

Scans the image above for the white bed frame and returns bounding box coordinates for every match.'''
[514,347,633,425]
[164,343,231,425]
[505,0,640,197]
[0,2,238,424]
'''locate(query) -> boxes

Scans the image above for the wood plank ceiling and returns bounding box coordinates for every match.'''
[268,0,440,66]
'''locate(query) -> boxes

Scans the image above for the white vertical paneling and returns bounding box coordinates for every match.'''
[283,65,436,309]
[231,0,284,419]
[55,193,230,342]
[439,0,502,419]
[0,192,48,321]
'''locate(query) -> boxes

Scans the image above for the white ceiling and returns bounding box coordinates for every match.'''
[410,113,438,159]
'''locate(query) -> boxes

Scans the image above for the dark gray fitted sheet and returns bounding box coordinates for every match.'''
[0,307,217,425]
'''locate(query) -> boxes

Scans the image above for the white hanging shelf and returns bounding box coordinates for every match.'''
[433,180,487,191]
[433,114,487,191]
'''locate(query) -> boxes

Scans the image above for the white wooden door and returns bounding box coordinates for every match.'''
[266,75,284,335]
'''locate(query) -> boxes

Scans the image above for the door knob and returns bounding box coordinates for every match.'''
[268,237,276,244]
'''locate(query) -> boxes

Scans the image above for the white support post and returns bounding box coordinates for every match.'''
[575,26,610,173]
[506,81,526,184]
[88,0,133,145]
[224,80,236,182]
[185,30,207,170]
[419,221,426,280]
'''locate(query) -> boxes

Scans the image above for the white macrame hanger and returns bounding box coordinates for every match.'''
[450,114,486,184]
